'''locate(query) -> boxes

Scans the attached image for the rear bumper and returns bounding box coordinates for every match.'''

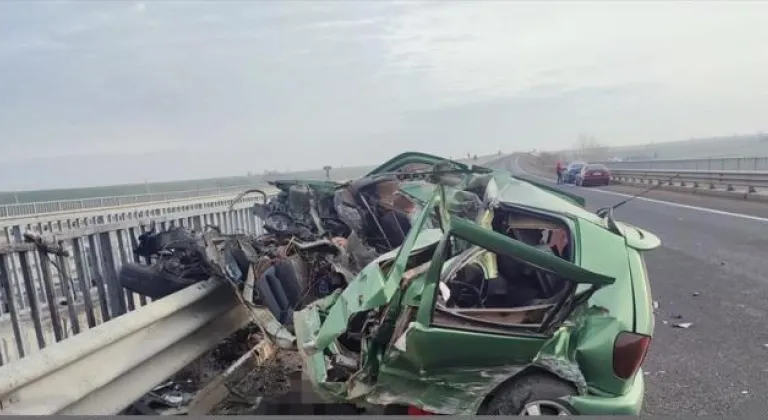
[581,177,610,185]
[567,370,645,415]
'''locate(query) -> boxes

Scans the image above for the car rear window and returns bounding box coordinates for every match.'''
[569,163,585,170]
[586,164,607,170]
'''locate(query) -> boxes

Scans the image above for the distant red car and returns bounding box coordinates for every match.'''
[575,163,612,186]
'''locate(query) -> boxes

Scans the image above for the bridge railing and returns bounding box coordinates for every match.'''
[0,193,268,413]
[609,168,768,193]
[0,185,259,219]
[598,156,768,172]
[0,193,264,364]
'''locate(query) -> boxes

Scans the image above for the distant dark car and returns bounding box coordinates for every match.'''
[575,163,612,186]
[563,162,586,184]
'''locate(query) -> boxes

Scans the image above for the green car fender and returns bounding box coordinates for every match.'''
[361,305,619,415]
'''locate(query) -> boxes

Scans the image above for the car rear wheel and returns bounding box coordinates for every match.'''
[520,400,573,415]
[480,373,578,416]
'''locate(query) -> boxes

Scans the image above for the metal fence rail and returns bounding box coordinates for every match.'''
[0,279,249,414]
[609,168,768,193]
[0,185,257,220]
[0,194,264,366]
[599,156,768,172]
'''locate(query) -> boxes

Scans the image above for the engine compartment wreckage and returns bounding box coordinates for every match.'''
[119,152,660,415]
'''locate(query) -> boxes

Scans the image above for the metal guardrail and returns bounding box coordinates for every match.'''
[0,193,264,362]
[0,185,256,220]
[598,156,768,172]
[0,193,267,413]
[609,168,768,193]
[0,280,248,414]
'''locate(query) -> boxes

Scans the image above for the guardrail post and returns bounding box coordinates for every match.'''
[17,251,46,349]
[56,248,81,336]
[98,232,127,317]
[114,230,136,312]
[0,255,26,358]
[748,186,757,193]
[128,226,149,307]
[726,184,735,191]
[37,248,65,343]
[88,235,112,323]
[71,237,98,328]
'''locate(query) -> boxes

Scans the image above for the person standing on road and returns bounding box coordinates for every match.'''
[556,160,564,184]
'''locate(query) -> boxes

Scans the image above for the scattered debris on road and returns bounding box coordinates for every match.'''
[673,322,693,329]
[124,324,291,415]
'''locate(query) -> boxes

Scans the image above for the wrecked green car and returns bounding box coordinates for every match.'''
[292,165,659,415]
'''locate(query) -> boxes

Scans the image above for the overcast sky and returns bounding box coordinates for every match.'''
[1,1,767,190]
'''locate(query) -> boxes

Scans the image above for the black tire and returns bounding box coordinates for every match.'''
[118,263,193,300]
[480,373,578,415]
[382,404,409,415]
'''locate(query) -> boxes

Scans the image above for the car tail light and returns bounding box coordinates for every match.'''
[407,406,435,415]
[613,332,651,379]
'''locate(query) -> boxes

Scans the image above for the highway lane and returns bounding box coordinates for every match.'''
[509,157,768,416]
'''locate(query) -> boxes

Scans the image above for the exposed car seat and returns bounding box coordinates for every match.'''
[252,260,307,329]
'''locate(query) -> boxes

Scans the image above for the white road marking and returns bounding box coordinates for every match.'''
[513,157,768,223]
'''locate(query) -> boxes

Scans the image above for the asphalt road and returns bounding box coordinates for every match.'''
[509,156,768,416]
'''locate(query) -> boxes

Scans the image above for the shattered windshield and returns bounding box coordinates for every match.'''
[392,160,472,186]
